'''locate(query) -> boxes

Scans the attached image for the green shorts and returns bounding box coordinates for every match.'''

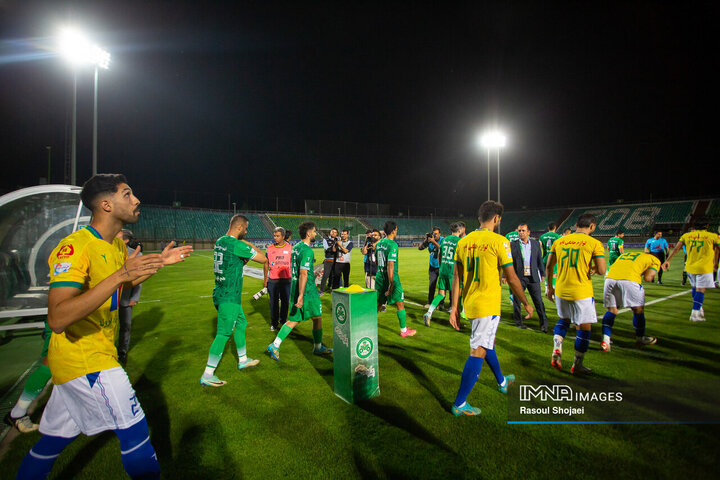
[41,320,52,358]
[215,302,247,334]
[375,275,404,306]
[288,295,322,322]
[437,272,453,291]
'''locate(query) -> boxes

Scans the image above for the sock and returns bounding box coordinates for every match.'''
[693,292,705,311]
[11,364,51,419]
[234,316,248,362]
[601,312,616,339]
[553,320,569,351]
[312,328,323,349]
[682,271,688,283]
[397,309,407,330]
[205,329,233,376]
[692,287,696,297]
[632,312,646,337]
[574,330,591,364]
[115,418,161,479]
[273,324,293,348]
[454,356,484,407]
[16,434,76,479]
[427,294,445,316]
[484,349,504,385]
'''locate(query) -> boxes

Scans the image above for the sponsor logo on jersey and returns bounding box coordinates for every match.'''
[57,244,74,258]
[53,262,72,275]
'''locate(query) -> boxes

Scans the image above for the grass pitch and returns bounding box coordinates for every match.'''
[1,247,719,478]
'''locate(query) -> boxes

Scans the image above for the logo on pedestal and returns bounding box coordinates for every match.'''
[336,304,347,324]
[356,337,373,358]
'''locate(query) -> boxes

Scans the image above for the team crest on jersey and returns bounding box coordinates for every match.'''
[57,244,74,258]
[53,262,72,275]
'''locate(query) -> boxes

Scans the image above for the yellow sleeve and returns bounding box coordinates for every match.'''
[679,233,688,245]
[649,255,661,271]
[49,241,89,289]
[592,239,605,258]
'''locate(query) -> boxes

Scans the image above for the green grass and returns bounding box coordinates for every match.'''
[1,247,719,478]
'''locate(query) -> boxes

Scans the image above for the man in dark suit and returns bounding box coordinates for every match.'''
[509,223,549,332]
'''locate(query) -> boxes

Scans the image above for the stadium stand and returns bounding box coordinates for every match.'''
[361,217,437,236]
[497,208,567,235]
[132,207,271,241]
[559,201,695,236]
[269,214,367,236]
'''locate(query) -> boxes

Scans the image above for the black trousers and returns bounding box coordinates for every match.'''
[268,279,290,328]
[512,276,548,330]
[335,263,350,288]
[118,305,133,362]
[650,251,666,282]
[320,260,339,292]
[428,266,440,304]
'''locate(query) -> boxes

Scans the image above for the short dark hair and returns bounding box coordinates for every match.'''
[366,229,372,234]
[342,229,349,234]
[478,201,504,223]
[450,221,465,233]
[384,221,397,235]
[299,222,315,239]
[548,222,556,231]
[80,174,128,212]
[432,226,441,233]
[564,228,572,234]
[230,214,249,228]
[616,229,624,235]
[576,213,597,229]
[372,229,381,235]
[517,223,529,230]
[330,227,338,233]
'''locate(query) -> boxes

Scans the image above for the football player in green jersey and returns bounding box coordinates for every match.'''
[505,229,520,242]
[607,230,625,266]
[201,215,267,387]
[267,222,333,361]
[376,221,417,337]
[424,222,466,326]
[538,222,561,265]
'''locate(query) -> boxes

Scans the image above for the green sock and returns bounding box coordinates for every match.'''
[274,324,293,347]
[312,328,323,348]
[397,309,407,329]
[234,316,247,361]
[427,294,445,315]
[11,364,51,418]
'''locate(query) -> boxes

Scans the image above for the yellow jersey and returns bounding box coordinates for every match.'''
[550,232,605,300]
[454,228,513,318]
[47,226,128,384]
[607,252,660,284]
[680,230,720,275]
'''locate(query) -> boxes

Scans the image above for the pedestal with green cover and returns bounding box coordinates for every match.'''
[332,286,380,403]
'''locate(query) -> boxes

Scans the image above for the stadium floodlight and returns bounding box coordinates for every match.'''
[477,130,507,202]
[58,28,111,182]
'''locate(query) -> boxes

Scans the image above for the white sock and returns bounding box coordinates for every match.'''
[203,366,215,377]
[11,399,31,419]
[314,343,321,350]
[400,327,407,333]
[553,335,564,350]
[499,377,507,388]
[427,305,435,316]
[603,334,611,344]
[458,401,466,408]
[273,337,282,348]
[238,355,247,363]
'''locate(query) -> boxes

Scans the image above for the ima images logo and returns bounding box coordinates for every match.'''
[520,384,573,402]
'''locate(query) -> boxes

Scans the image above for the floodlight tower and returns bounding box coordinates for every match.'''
[59,28,110,183]
[478,130,507,203]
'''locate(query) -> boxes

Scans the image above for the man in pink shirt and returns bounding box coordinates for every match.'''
[264,227,292,331]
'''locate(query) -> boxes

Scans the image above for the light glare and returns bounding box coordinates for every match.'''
[479,130,507,149]
[59,28,110,69]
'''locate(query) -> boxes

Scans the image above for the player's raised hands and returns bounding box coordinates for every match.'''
[121,250,163,281]
[161,241,194,265]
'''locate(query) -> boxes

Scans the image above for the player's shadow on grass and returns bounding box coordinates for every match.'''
[293,330,334,390]
[53,432,114,479]
[174,423,243,478]
[127,306,164,352]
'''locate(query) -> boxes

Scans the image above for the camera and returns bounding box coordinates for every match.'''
[425,232,433,239]
[127,237,142,251]
[365,234,376,244]
[325,236,337,248]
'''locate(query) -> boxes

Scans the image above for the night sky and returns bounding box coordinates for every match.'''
[1,1,717,214]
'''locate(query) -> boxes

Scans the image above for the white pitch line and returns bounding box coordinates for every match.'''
[616,289,691,315]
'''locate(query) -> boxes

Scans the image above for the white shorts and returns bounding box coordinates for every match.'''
[555,297,597,325]
[39,367,145,438]
[688,272,716,289]
[603,279,645,308]
[469,315,500,350]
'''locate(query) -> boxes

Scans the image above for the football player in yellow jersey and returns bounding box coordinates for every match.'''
[448,201,533,416]
[546,213,606,375]
[17,174,192,480]
[663,222,720,322]
[600,252,661,352]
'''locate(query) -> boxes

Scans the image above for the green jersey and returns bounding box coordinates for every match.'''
[607,236,625,264]
[505,230,520,242]
[376,238,400,280]
[439,234,461,277]
[539,231,561,262]
[290,241,319,302]
[213,235,256,305]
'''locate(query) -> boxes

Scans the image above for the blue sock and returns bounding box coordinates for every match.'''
[115,418,161,479]
[632,312,646,337]
[554,319,570,338]
[484,349,504,385]
[601,312,616,338]
[574,330,591,354]
[17,434,77,479]
[693,292,704,311]
[454,356,484,407]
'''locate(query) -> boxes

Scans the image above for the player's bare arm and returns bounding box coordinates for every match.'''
[662,239,684,270]
[48,252,163,333]
[503,264,533,319]
[385,260,395,297]
[545,253,556,300]
[449,260,462,331]
[295,268,308,308]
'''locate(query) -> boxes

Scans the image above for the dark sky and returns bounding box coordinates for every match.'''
[1,1,717,214]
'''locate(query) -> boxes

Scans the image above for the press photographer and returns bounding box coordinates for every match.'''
[319,228,340,294]
[418,226,443,308]
[362,229,380,288]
